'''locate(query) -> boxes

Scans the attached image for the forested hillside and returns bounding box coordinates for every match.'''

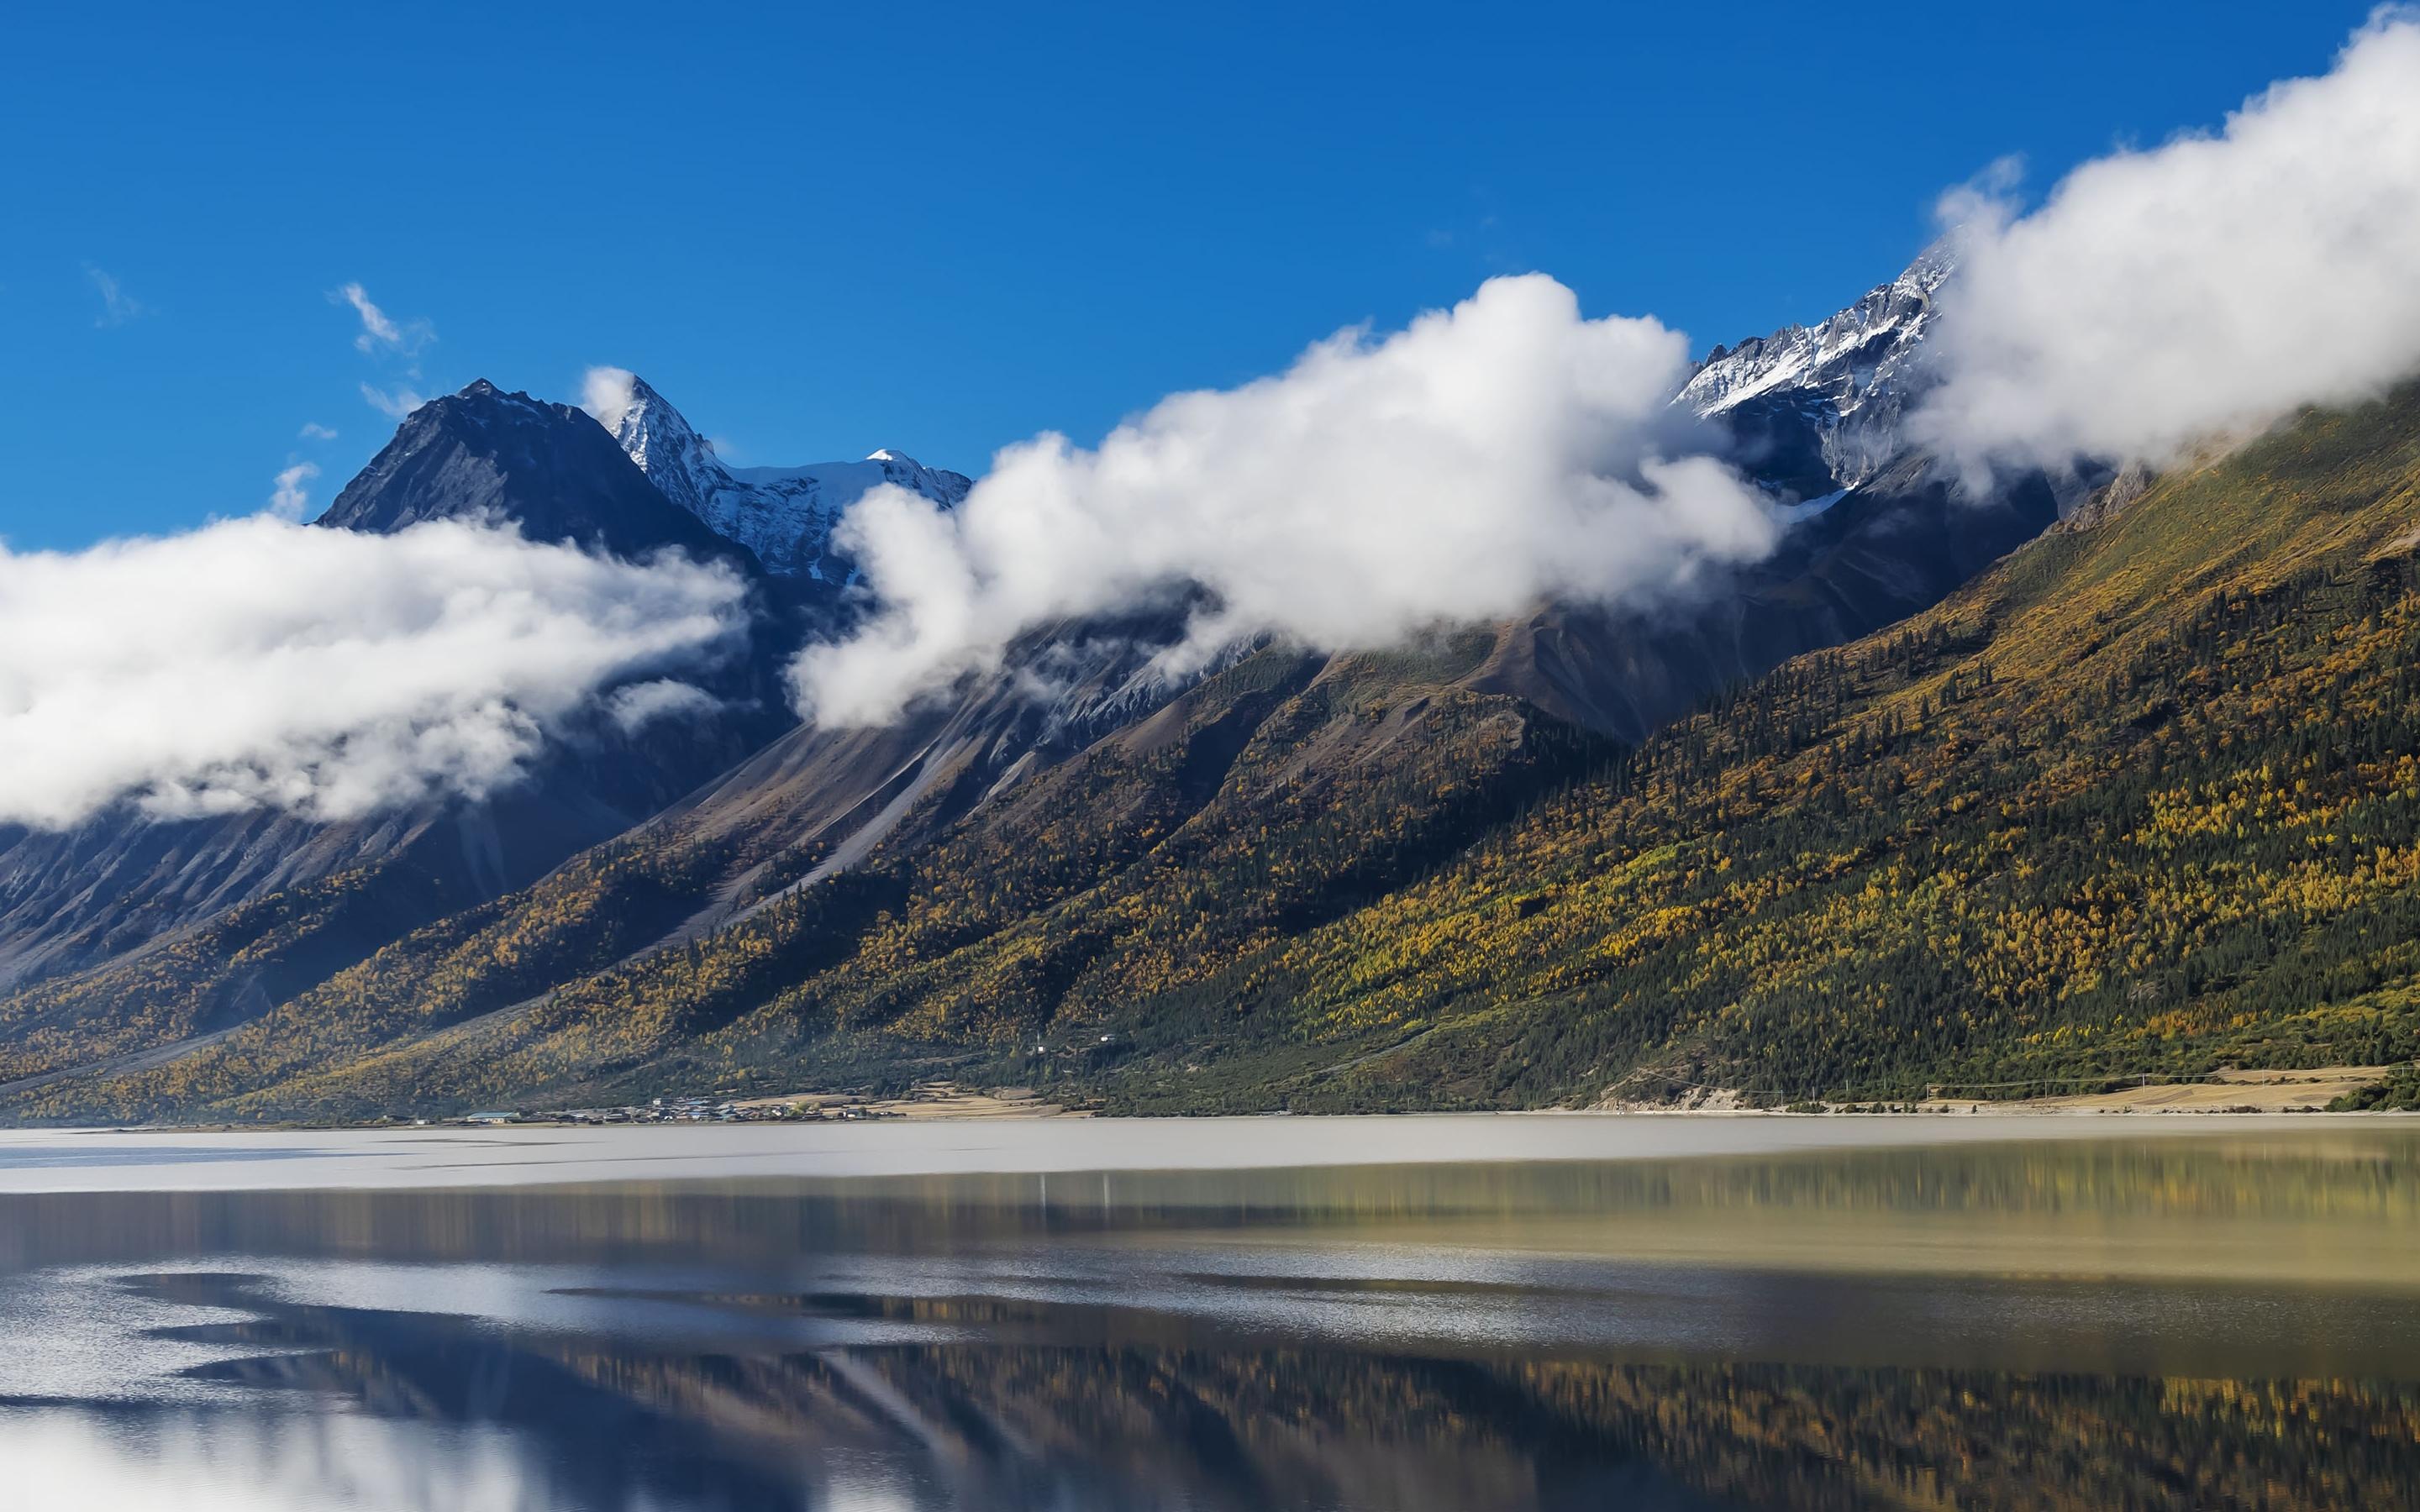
[1234,391,2420,1110]
[9,390,2420,1121]
[1128,391,2420,1110]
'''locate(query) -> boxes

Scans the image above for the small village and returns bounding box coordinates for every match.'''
[421,1081,1079,1127]
[455,1097,894,1127]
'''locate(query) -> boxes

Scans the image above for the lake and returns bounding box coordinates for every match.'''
[0,1115,2414,1509]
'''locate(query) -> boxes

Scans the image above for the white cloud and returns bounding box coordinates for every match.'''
[266,461,319,522]
[1914,8,2420,480]
[789,274,1775,727]
[333,281,433,358]
[298,422,339,440]
[0,517,749,829]
[360,382,427,420]
[85,265,145,328]
[605,677,723,732]
[343,283,401,349]
[581,365,640,433]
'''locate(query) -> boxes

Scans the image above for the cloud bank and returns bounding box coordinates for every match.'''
[0,517,747,830]
[1916,8,2420,478]
[790,274,1774,726]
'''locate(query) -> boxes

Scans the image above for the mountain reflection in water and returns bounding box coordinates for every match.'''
[0,1129,2416,1509]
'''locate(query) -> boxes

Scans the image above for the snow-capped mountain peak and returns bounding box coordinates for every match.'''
[593,377,971,580]
[597,374,725,517]
[1680,244,1954,492]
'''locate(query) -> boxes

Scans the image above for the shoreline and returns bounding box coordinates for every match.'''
[1595,1063,2411,1116]
[89,1062,2412,1137]
[15,1066,2418,1142]
[0,1108,2413,1198]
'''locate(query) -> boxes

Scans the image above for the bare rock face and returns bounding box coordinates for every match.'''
[2056,459,2159,533]
[318,379,753,567]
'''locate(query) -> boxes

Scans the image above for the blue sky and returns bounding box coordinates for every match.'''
[0,0,2379,550]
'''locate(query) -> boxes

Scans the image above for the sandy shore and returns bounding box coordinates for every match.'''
[1600,1064,2408,1115]
[747,1065,2412,1124]
[1918,1065,2402,1114]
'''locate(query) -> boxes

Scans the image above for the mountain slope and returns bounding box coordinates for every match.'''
[1140,386,2420,1110]
[1468,243,2053,747]
[0,382,792,1080]
[25,386,2417,1121]
[39,636,1594,1121]
[1469,452,2060,743]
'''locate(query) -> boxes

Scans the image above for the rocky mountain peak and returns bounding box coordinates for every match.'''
[1678,244,1956,496]
[315,380,743,564]
[598,376,973,581]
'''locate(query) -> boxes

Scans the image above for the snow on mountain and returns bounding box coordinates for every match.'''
[1681,244,1953,491]
[598,375,971,580]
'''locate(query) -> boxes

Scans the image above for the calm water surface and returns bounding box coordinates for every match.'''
[0,1116,2415,1509]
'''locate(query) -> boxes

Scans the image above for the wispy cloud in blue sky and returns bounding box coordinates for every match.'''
[83,265,144,328]
[334,282,436,421]
[358,383,427,421]
[333,281,432,359]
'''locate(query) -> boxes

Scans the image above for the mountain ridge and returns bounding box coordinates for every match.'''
[600,373,971,580]
[13,383,2420,1121]
[1681,245,1953,500]
[14,257,2413,1121]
